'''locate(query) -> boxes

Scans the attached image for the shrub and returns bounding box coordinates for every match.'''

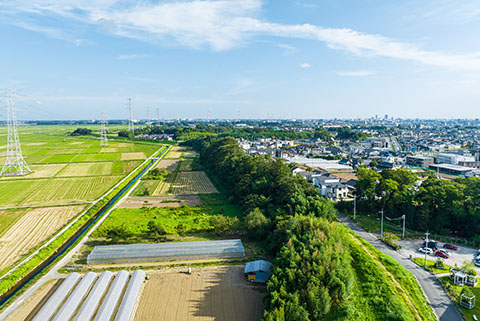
[383,232,401,250]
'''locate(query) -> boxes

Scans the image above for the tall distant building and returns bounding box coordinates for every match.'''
[384,114,388,120]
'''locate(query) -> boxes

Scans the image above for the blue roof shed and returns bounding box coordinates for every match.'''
[244,260,272,283]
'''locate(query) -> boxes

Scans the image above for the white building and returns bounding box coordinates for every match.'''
[434,153,475,165]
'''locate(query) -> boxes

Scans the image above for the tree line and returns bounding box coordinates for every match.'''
[355,167,480,240]
[188,136,430,320]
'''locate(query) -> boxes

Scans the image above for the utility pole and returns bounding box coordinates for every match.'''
[380,209,384,239]
[100,112,108,147]
[353,195,357,220]
[424,231,430,270]
[156,107,160,122]
[1,89,31,176]
[127,98,134,135]
[402,215,406,239]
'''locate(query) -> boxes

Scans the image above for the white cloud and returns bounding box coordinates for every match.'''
[336,70,376,77]
[3,0,480,70]
[299,63,311,68]
[278,43,296,55]
[117,54,151,60]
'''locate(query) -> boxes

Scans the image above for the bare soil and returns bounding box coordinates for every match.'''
[155,159,180,171]
[6,279,62,321]
[118,195,202,208]
[135,266,266,321]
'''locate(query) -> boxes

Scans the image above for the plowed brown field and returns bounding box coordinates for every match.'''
[135,266,266,321]
[0,206,83,269]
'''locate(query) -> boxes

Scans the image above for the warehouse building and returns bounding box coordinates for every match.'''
[429,164,473,176]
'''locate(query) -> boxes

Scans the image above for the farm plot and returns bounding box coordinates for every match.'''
[72,153,120,162]
[182,150,198,158]
[0,206,84,270]
[0,180,45,207]
[179,159,192,171]
[0,164,66,180]
[21,176,122,205]
[100,147,118,153]
[57,162,113,177]
[0,209,25,236]
[135,266,266,321]
[155,159,179,171]
[171,171,218,194]
[112,160,142,175]
[121,152,146,160]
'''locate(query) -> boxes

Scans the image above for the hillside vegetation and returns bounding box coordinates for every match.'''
[188,136,435,321]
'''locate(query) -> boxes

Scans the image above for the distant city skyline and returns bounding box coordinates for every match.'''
[1,0,480,120]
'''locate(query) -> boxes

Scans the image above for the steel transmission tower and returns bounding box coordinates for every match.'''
[127,98,134,134]
[100,113,108,147]
[1,90,31,176]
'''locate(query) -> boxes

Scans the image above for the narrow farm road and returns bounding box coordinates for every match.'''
[337,213,462,321]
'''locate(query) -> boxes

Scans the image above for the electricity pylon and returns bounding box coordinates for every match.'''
[100,112,108,147]
[1,90,31,176]
[127,98,134,135]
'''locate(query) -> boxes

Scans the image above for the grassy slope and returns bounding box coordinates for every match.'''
[325,223,436,321]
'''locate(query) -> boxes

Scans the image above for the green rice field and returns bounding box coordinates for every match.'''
[0,125,166,276]
[0,125,160,208]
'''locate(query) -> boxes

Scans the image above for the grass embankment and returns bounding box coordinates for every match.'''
[330,224,436,321]
[0,146,167,307]
[439,276,480,320]
[412,258,452,275]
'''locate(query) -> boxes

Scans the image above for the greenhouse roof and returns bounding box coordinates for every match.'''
[87,239,245,264]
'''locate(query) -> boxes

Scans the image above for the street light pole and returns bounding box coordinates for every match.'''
[353,195,357,220]
[424,231,430,270]
[380,209,384,239]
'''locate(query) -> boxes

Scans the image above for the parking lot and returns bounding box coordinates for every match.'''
[399,239,480,272]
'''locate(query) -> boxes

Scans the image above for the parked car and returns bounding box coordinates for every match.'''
[417,247,433,255]
[443,243,458,251]
[423,240,438,250]
[435,250,450,258]
[474,259,480,267]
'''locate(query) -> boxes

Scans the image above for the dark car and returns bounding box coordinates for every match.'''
[443,243,458,251]
[423,240,438,251]
[435,250,449,258]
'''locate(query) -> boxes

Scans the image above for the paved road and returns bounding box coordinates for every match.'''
[337,213,462,321]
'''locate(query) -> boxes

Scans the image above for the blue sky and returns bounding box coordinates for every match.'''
[1,0,480,120]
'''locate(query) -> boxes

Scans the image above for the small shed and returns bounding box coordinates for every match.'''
[244,260,272,283]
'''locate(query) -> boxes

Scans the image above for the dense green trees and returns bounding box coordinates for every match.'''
[355,167,480,239]
[70,128,92,136]
[189,136,433,320]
